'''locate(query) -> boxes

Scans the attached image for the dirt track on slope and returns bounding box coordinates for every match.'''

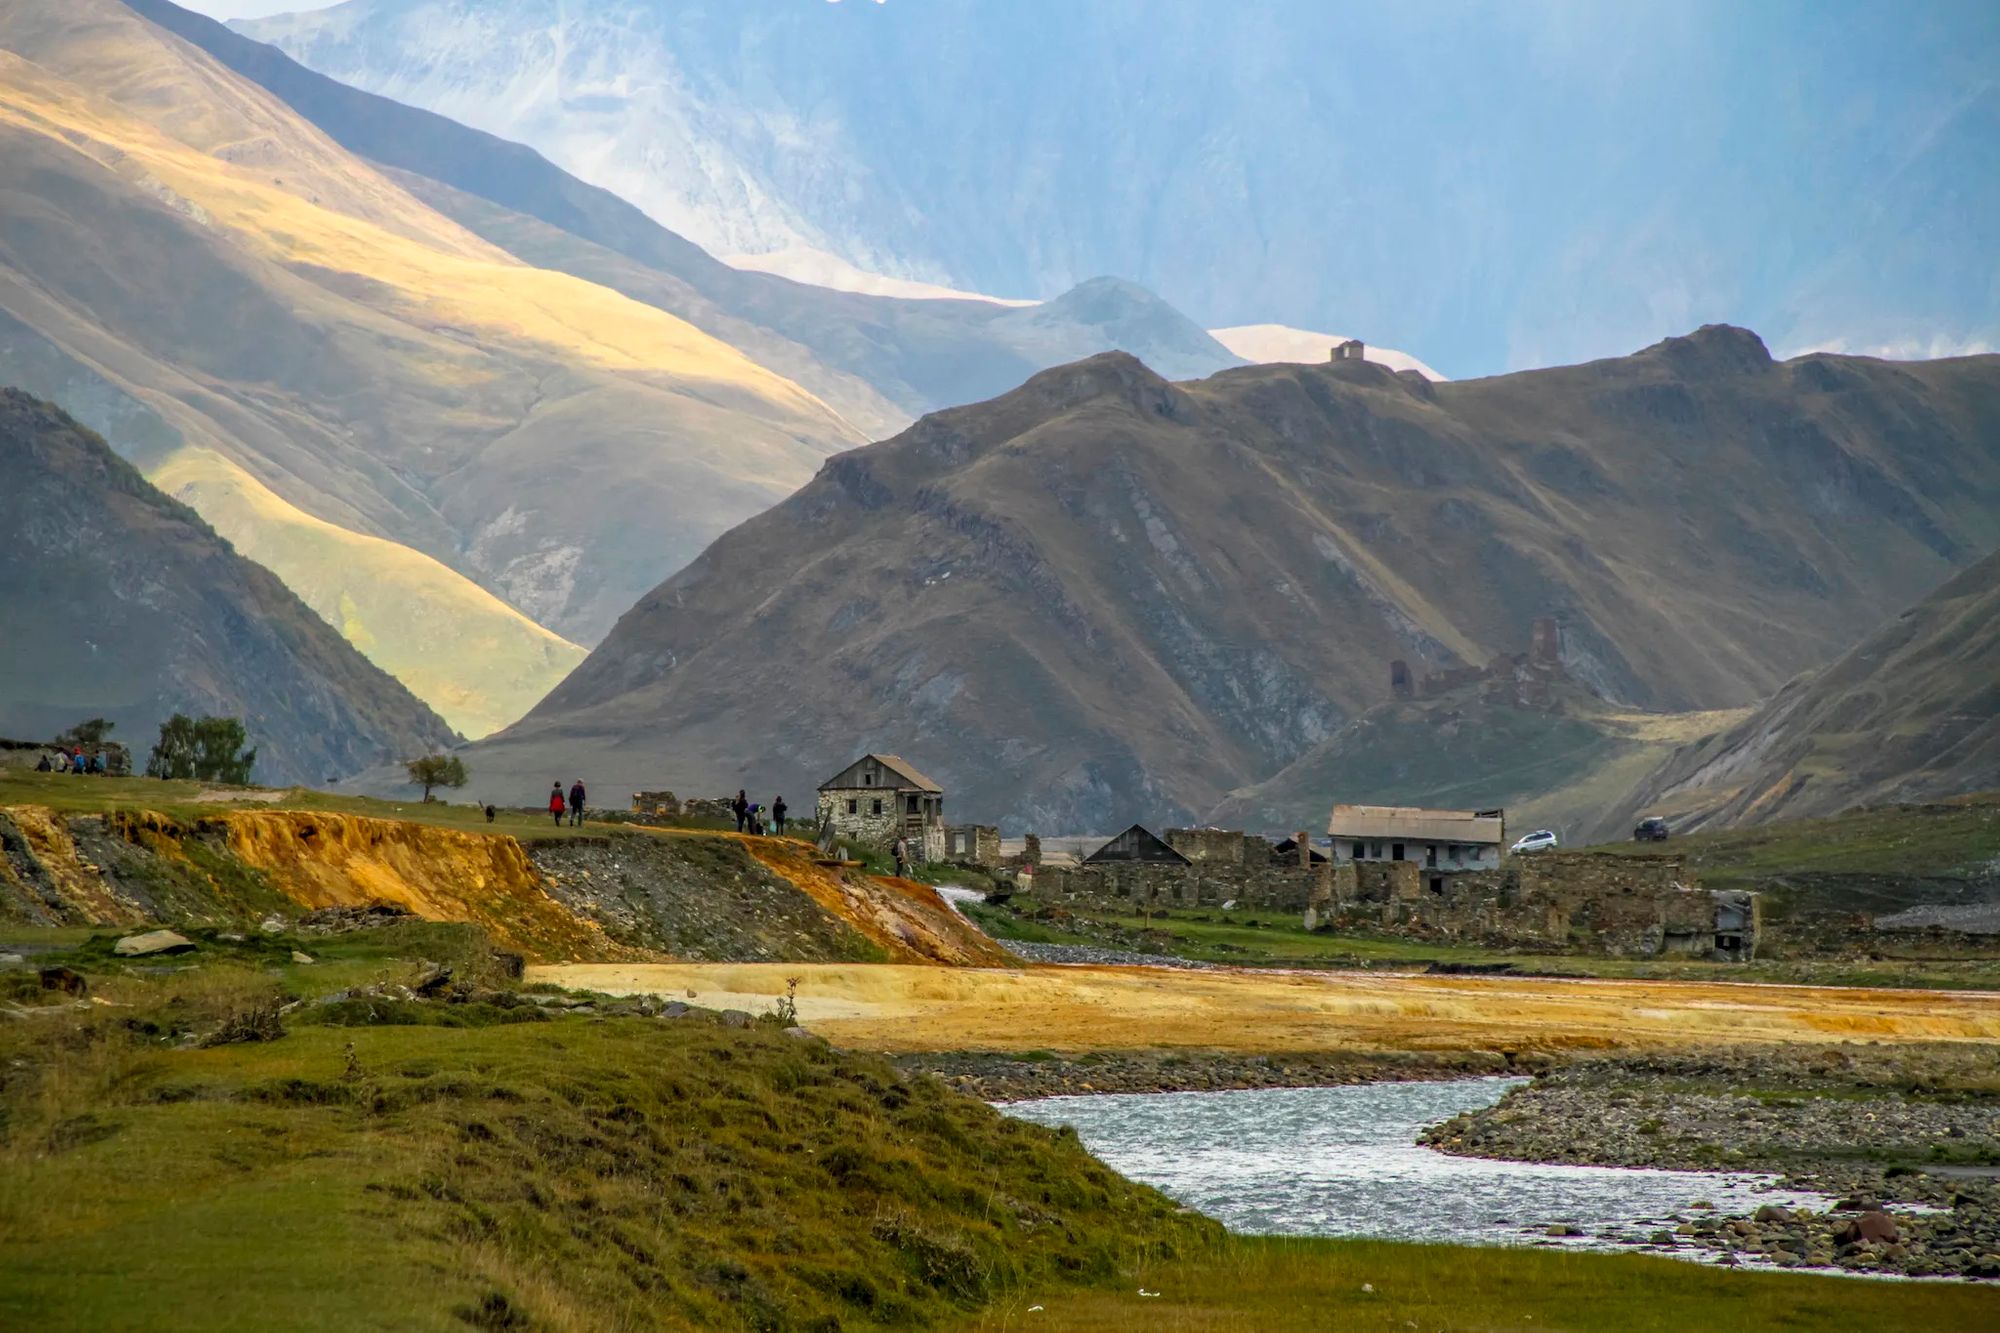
[527,961,2000,1055]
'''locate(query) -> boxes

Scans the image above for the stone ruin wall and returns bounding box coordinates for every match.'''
[1018,848,1756,959]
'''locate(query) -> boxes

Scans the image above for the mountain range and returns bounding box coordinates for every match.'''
[0,0,1246,738]
[0,388,455,783]
[241,0,2000,377]
[437,328,2000,831]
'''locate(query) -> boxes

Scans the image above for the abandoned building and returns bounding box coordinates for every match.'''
[1328,804,1505,886]
[1083,825,1191,865]
[816,753,946,860]
[1390,616,1567,706]
[1331,338,1366,361]
[1014,823,1757,961]
[942,824,1002,868]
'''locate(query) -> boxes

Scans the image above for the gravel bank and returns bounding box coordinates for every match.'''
[1419,1044,2000,1279]
[900,1048,1526,1100]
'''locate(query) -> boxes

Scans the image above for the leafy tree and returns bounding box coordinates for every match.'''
[55,717,114,748]
[405,753,469,802]
[145,714,256,784]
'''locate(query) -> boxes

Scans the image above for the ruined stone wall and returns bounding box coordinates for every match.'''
[944,824,1001,867]
[1306,851,1754,959]
[1165,827,1275,864]
[1026,860,1322,913]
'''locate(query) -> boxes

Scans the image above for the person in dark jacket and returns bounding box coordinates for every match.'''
[568,780,586,827]
[771,796,788,836]
[733,790,749,833]
[548,782,566,826]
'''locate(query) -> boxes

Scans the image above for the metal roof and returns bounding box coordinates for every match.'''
[1327,804,1505,844]
[819,753,944,793]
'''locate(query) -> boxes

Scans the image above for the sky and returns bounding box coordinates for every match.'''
[179,1,325,18]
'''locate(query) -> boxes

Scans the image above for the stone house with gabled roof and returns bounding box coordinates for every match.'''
[817,753,946,861]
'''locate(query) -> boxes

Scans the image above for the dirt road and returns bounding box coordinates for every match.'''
[529,961,2000,1054]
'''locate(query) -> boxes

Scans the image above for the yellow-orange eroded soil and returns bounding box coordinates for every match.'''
[528,961,2000,1055]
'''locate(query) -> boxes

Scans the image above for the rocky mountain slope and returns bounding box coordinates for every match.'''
[0,0,862,734]
[442,329,2000,831]
[243,0,2000,376]
[0,389,456,784]
[131,0,1243,442]
[1610,548,2000,834]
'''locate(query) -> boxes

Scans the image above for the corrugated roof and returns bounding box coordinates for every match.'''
[1327,804,1504,844]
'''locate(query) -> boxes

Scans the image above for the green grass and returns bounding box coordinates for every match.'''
[0,771,606,843]
[973,1234,2000,1331]
[1586,793,2000,888]
[968,901,2000,989]
[0,929,1212,1330]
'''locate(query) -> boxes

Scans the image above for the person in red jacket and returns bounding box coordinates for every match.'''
[548,782,566,826]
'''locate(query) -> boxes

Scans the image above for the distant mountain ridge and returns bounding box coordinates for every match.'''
[0,388,457,784]
[432,329,2000,831]
[241,0,2000,376]
[130,0,1244,442]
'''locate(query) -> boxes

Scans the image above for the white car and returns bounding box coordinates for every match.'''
[1510,830,1559,854]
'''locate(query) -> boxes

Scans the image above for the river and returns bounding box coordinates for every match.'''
[1001,1079,1834,1256]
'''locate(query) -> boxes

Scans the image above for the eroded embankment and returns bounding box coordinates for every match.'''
[531,961,2000,1057]
[1,804,1005,968]
[0,805,621,959]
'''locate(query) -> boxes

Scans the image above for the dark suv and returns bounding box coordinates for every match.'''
[1633,816,1670,842]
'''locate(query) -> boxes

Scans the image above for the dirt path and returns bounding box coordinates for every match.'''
[528,961,2000,1055]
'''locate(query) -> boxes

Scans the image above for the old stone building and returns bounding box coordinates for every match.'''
[1016,830,1758,961]
[1331,338,1366,361]
[816,753,946,860]
[1328,805,1505,885]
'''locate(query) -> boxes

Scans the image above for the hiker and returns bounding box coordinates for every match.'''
[71,748,87,776]
[548,782,566,826]
[483,803,497,824]
[733,790,749,833]
[747,802,764,837]
[35,753,51,772]
[771,795,788,836]
[568,779,586,827]
[892,836,908,879]
[52,751,68,773]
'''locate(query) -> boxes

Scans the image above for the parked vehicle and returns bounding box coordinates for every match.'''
[1633,816,1671,842]
[1509,830,1559,854]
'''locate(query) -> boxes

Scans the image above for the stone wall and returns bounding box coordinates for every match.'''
[817,788,902,846]
[1305,851,1756,960]
[1023,860,1321,913]
[1164,827,1278,864]
[944,824,1001,867]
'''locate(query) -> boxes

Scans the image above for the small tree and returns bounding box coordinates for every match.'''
[145,714,256,784]
[56,717,114,748]
[405,753,468,802]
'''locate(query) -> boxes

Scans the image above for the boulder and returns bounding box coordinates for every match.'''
[291,950,315,964]
[1836,1211,1900,1246]
[718,1009,754,1029]
[113,929,195,957]
[1753,1204,1790,1223]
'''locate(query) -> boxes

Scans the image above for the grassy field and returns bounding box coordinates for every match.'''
[0,771,664,845]
[1587,793,2000,887]
[974,1234,2000,1330]
[0,924,1209,1330]
[965,900,2000,990]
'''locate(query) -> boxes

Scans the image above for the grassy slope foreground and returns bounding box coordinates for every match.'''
[4,930,1994,1330]
[0,929,1210,1330]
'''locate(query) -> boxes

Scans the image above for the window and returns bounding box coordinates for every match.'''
[871,799,883,815]
[863,773,874,786]
[908,795,921,814]
[1391,842,1405,861]
[846,799,857,815]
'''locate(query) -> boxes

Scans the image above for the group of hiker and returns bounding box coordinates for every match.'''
[35,748,107,775]
[548,779,586,826]
[731,790,787,836]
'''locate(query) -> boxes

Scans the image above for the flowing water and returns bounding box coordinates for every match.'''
[1002,1079,1835,1256]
